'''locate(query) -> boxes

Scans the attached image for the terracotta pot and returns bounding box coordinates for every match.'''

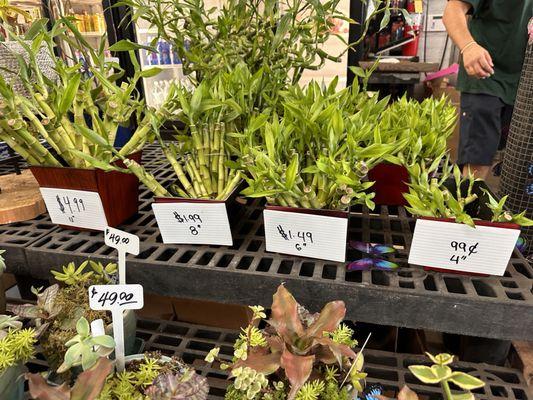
[367,163,409,206]
[0,362,25,400]
[30,152,142,230]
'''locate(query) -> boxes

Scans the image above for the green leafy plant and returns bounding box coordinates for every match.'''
[0,316,35,373]
[57,317,115,373]
[408,353,484,400]
[238,80,398,209]
[206,285,365,400]
[51,260,117,286]
[0,18,165,170]
[404,158,533,227]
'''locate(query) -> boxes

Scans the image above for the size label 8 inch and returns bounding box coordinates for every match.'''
[263,209,348,262]
[40,188,107,230]
[89,284,144,311]
[152,202,233,246]
[408,219,520,276]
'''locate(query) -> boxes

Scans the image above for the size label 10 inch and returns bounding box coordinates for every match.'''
[152,202,233,246]
[408,219,520,276]
[40,187,108,231]
[263,209,348,262]
[89,284,144,311]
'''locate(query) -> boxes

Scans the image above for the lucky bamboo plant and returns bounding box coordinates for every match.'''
[205,285,365,400]
[0,18,165,170]
[404,157,533,227]
[237,80,401,210]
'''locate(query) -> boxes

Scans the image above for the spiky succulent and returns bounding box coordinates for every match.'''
[51,260,118,286]
[145,369,209,400]
[0,322,36,372]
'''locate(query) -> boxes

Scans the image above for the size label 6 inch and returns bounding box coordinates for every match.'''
[40,187,108,231]
[152,202,233,246]
[263,209,348,262]
[408,219,520,276]
[89,284,144,311]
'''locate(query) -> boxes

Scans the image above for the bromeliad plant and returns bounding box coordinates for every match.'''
[404,157,533,227]
[0,18,165,170]
[205,285,366,400]
[238,80,400,210]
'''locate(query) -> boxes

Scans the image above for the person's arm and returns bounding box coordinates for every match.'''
[443,0,494,79]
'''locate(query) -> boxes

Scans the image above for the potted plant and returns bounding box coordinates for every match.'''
[205,284,366,400]
[404,158,533,275]
[364,96,457,206]
[236,80,398,261]
[0,314,36,400]
[0,19,167,229]
[11,260,137,379]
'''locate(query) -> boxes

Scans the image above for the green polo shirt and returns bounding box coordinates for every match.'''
[457,0,532,105]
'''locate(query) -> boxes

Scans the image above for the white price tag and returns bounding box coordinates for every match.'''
[89,284,144,311]
[105,227,140,255]
[264,209,348,262]
[40,187,108,230]
[89,284,143,372]
[408,219,520,276]
[152,202,233,246]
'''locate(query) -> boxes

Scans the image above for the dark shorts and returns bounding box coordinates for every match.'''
[458,92,514,166]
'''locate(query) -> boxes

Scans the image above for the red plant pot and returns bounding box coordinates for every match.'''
[30,151,142,230]
[368,163,409,206]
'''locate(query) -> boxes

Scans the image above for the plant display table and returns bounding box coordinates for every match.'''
[2,145,532,341]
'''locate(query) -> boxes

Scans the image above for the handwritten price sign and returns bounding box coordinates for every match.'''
[408,219,520,276]
[264,209,348,262]
[152,202,232,245]
[40,188,107,230]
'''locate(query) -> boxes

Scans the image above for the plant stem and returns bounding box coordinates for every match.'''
[441,380,453,400]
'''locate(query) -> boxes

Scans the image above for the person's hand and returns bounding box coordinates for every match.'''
[462,43,494,79]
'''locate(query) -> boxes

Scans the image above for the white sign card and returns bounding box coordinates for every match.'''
[152,202,233,246]
[40,187,108,231]
[408,219,520,276]
[89,284,144,372]
[105,227,140,284]
[263,209,348,262]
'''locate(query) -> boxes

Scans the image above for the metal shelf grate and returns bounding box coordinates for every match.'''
[4,148,533,340]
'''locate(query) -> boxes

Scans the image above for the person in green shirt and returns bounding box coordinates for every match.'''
[443,0,532,179]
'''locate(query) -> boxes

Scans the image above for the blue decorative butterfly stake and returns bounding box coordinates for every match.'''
[347,241,399,271]
[360,384,384,400]
[516,237,527,254]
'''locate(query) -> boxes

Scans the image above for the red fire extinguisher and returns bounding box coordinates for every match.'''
[402,0,422,57]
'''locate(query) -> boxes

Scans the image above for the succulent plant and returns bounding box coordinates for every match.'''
[11,284,61,335]
[145,369,209,400]
[0,318,35,372]
[0,314,22,339]
[51,260,118,286]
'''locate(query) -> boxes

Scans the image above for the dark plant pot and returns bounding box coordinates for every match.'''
[367,163,409,206]
[29,152,142,230]
[421,217,520,276]
[152,181,242,246]
[0,362,24,400]
[264,205,349,262]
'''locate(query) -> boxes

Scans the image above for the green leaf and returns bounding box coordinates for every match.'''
[72,124,111,149]
[92,335,116,349]
[448,372,485,390]
[430,365,452,381]
[24,18,49,40]
[285,154,298,190]
[379,8,391,31]
[426,352,454,366]
[109,39,155,52]
[408,365,441,384]
[450,393,475,400]
[58,73,81,117]
[76,317,90,336]
[139,67,162,78]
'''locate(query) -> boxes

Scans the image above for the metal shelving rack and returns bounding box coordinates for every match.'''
[2,145,532,341]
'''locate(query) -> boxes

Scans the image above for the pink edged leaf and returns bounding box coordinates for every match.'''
[302,300,346,340]
[71,357,113,400]
[11,304,43,319]
[280,348,315,400]
[235,351,281,375]
[398,385,420,400]
[314,337,356,366]
[267,335,284,353]
[269,285,305,342]
[27,373,70,400]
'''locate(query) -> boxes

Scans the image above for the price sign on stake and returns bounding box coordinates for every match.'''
[408,219,520,276]
[263,209,348,262]
[105,227,140,284]
[40,187,108,230]
[152,202,232,245]
[89,284,143,372]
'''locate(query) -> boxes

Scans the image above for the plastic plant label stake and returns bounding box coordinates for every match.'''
[408,219,520,276]
[152,202,233,245]
[263,209,348,262]
[90,319,105,337]
[40,187,108,230]
[89,284,144,372]
[105,227,140,285]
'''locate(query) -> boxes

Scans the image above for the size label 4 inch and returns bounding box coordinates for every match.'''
[89,284,144,311]
[408,219,520,276]
[40,187,108,230]
[263,209,348,262]
[152,202,233,246]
